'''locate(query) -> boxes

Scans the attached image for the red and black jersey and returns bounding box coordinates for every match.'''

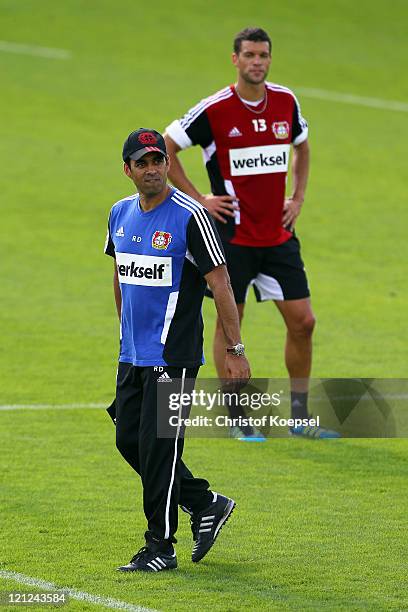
[166,82,308,247]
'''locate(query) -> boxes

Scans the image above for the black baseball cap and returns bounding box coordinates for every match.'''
[122,128,167,163]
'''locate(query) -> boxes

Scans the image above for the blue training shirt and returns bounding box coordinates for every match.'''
[104,187,225,367]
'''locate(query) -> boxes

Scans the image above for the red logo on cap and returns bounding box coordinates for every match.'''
[139,132,158,145]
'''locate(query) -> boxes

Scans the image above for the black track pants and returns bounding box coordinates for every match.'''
[115,362,213,544]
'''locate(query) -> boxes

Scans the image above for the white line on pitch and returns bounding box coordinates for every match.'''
[0,570,158,612]
[0,403,106,411]
[0,40,71,59]
[0,393,407,412]
[0,41,404,113]
[296,86,408,113]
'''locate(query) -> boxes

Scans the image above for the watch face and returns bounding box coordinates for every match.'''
[227,343,245,356]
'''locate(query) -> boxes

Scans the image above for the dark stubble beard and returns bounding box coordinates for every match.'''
[141,176,166,198]
[242,69,268,86]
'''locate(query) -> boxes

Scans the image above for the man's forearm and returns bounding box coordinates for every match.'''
[164,134,204,202]
[207,272,241,347]
[291,140,310,202]
[113,267,121,320]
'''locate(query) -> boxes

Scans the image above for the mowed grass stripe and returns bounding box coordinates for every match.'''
[0,403,106,411]
[0,570,157,612]
[296,86,408,112]
[0,40,72,59]
[1,389,408,412]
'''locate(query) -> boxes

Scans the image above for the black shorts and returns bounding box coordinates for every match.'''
[207,236,310,304]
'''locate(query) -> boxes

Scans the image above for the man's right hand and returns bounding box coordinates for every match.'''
[224,354,251,383]
[199,194,238,224]
[222,355,251,394]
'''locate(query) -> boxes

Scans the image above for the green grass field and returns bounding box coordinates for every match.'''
[1,0,407,610]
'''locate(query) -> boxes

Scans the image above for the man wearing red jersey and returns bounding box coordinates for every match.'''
[164,27,339,439]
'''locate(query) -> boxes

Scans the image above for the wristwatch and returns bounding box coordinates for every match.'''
[226,343,245,356]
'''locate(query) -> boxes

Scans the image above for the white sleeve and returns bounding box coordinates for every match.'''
[165,119,193,150]
[293,126,308,146]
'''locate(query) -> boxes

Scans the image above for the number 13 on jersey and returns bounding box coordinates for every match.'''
[252,119,267,132]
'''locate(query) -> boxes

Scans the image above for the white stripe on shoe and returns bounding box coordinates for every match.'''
[214,499,235,538]
[146,563,158,572]
[149,560,161,570]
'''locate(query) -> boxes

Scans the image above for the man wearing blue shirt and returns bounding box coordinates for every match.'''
[105,128,250,572]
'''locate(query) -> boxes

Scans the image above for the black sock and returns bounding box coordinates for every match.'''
[189,490,214,514]
[145,531,175,553]
[223,391,254,436]
[291,391,309,420]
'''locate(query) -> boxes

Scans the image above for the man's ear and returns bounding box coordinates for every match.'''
[124,162,131,177]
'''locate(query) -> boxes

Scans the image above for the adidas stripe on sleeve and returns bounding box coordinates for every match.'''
[165,88,232,150]
[172,191,225,275]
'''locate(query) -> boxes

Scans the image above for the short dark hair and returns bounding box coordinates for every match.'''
[233,27,271,55]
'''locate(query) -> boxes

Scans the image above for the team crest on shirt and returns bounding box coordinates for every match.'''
[152,230,172,250]
[272,121,290,139]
